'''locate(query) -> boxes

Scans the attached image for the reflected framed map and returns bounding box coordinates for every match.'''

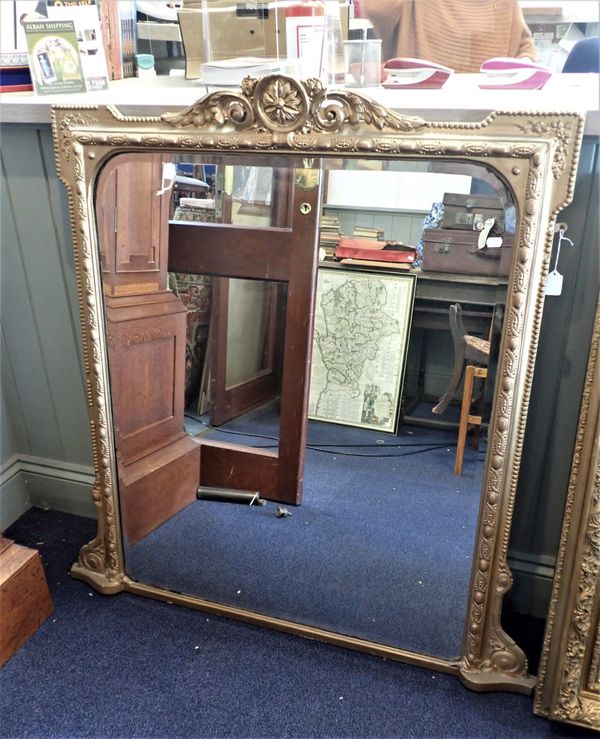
[308,266,416,433]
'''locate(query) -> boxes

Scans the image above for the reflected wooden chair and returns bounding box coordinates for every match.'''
[432,303,499,475]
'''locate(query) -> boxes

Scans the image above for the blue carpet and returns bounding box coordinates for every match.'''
[2,508,588,738]
[127,413,484,660]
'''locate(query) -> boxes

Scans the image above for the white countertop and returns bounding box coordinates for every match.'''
[1,73,598,134]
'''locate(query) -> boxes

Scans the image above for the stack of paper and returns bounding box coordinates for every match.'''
[201,57,296,86]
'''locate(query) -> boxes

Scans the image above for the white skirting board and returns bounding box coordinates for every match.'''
[0,457,31,531]
[0,454,95,530]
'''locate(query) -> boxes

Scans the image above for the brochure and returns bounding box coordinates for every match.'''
[24,20,86,94]
[46,0,109,91]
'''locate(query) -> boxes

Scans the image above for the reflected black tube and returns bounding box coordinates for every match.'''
[197,486,263,505]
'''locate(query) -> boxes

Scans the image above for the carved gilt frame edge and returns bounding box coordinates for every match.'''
[51,114,125,593]
[50,76,585,690]
[534,299,600,729]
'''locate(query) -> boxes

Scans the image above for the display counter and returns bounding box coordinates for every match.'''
[1,73,599,133]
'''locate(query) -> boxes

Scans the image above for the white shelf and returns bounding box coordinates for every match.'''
[324,204,428,214]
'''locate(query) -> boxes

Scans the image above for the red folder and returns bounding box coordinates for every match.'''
[335,238,416,264]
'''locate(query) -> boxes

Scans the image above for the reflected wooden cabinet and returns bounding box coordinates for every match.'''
[535,302,600,729]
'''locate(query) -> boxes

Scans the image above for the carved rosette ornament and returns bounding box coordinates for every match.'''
[51,78,585,697]
[257,76,306,131]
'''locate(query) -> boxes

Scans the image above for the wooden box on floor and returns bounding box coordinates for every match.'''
[0,535,53,666]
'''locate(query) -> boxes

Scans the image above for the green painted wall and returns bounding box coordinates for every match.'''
[1,124,94,527]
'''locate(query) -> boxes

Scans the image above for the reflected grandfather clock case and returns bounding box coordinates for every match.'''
[96,153,199,545]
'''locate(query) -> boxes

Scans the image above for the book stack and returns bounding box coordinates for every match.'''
[353,225,385,241]
[319,215,342,260]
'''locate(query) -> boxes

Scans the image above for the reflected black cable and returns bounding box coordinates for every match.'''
[183,413,466,457]
[232,444,456,457]
[309,444,454,458]
[184,413,456,447]
[184,414,279,440]
[195,438,455,458]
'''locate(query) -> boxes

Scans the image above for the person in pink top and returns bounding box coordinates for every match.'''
[361,0,536,71]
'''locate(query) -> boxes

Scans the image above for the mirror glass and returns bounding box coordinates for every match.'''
[95,151,514,661]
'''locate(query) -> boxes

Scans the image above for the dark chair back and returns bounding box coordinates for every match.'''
[563,37,600,73]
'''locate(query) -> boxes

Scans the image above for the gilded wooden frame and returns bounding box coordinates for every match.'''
[51,75,584,694]
[534,299,600,729]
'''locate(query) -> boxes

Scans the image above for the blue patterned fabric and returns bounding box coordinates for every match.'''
[415,201,444,267]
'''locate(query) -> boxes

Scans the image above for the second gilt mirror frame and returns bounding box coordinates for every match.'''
[52,75,584,695]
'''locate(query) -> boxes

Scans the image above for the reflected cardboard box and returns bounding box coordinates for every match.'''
[178,0,349,80]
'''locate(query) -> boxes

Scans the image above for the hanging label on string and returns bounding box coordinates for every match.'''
[545,226,573,297]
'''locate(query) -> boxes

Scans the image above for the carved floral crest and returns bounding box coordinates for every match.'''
[162,74,427,134]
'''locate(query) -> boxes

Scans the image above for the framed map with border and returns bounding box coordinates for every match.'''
[308,266,416,433]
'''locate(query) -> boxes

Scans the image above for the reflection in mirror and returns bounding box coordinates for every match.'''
[224,279,283,389]
[95,154,292,545]
[95,152,514,662]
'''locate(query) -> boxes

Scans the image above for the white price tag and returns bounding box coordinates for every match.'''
[486,236,503,249]
[477,217,496,249]
[545,226,573,297]
[546,269,563,296]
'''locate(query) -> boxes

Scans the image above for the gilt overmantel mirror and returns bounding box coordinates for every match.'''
[52,76,584,695]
